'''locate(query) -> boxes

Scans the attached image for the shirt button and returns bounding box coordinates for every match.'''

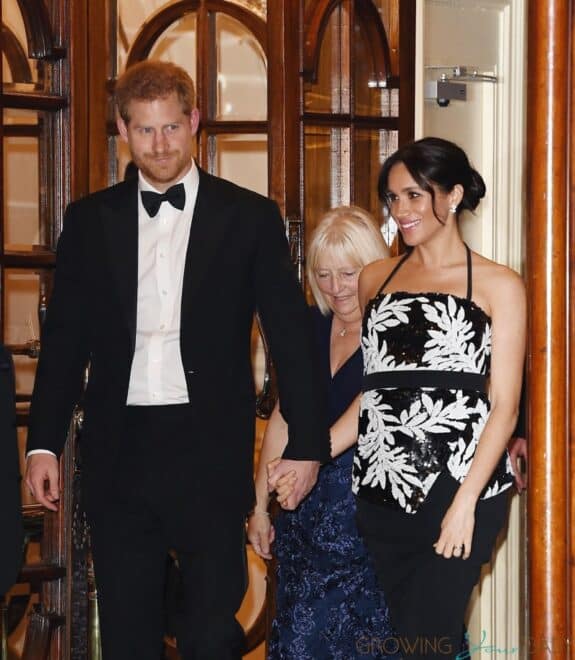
[160,324,165,330]
[159,252,165,259]
[162,290,167,296]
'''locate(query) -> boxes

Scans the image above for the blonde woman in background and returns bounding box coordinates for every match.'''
[248,207,399,659]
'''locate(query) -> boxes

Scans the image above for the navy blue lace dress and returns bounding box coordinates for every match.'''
[268,307,398,659]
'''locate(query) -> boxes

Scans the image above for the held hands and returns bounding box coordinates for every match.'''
[267,458,319,510]
[267,457,297,507]
[434,491,476,560]
[25,453,60,512]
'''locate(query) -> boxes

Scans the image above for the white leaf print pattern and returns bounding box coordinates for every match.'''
[483,479,513,498]
[363,294,426,374]
[447,398,514,495]
[356,390,475,511]
[354,291,514,512]
[447,399,489,481]
[421,296,491,373]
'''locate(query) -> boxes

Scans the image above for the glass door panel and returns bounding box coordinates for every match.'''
[302,0,409,257]
[353,129,395,209]
[2,0,40,86]
[3,133,39,249]
[216,13,266,120]
[117,0,169,71]
[213,133,267,195]
[3,269,40,392]
[3,110,40,250]
[304,4,350,114]
[354,18,388,117]
[304,125,350,235]
[149,12,198,73]
[354,128,398,247]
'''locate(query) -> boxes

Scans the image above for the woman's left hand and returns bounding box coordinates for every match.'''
[434,492,477,560]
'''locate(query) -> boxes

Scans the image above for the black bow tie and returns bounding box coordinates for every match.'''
[141,183,186,217]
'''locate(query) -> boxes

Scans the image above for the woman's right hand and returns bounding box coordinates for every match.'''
[247,511,275,560]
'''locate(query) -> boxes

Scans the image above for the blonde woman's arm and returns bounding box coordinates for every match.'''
[247,402,294,559]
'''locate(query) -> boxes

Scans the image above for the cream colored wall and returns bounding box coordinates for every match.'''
[421,3,499,254]
[416,0,527,657]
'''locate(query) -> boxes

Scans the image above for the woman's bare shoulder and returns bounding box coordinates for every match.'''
[472,252,525,303]
[361,256,399,290]
[359,256,400,308]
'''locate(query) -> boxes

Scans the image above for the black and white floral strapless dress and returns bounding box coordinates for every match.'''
[353,246,514,513]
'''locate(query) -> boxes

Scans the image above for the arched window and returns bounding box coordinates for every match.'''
[110,1,269,198]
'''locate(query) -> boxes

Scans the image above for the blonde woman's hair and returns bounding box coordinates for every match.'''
[307,206,389,315]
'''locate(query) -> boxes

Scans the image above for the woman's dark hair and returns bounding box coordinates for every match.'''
[378,137,486,222]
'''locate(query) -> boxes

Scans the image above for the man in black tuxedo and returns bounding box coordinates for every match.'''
[0,342,22,597]
[25,60,329,659]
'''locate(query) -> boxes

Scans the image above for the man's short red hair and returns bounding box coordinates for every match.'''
[115,60,196,122]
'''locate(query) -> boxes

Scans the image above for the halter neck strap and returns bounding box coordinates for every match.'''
[375,243,473,300]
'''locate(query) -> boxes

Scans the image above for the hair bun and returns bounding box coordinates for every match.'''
[462,168,486,212]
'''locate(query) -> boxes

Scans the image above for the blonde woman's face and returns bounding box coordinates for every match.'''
[314,255,361,322]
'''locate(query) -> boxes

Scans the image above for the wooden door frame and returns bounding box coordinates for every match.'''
[526,0,572,657]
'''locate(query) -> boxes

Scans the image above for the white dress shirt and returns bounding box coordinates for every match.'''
[127,163,199,404]
[28,162,199,456]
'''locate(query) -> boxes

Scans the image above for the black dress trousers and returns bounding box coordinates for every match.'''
[356,472,509,660]
[85,404,247,660]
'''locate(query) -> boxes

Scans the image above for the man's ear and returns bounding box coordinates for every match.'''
[189,108,200,136]
[117,116,129,143]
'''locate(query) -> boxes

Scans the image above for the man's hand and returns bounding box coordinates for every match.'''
[267,459,319,510]
[25,454,60,511]
[508,436,527,492]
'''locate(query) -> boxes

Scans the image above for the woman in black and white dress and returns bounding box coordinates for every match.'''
[353,137,525,659]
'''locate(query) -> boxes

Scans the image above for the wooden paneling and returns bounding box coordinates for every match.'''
[87,0,111,193]
[397,0,415,145]
[570,0,575,655]
[526,0,570,656]
[267,0,301,216]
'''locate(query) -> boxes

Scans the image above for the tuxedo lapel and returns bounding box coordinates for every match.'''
[181,169,236,314]
[101,179,139,351]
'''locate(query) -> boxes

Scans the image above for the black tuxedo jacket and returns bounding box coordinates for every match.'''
[0,343,22,595]
[27,168,330,516]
